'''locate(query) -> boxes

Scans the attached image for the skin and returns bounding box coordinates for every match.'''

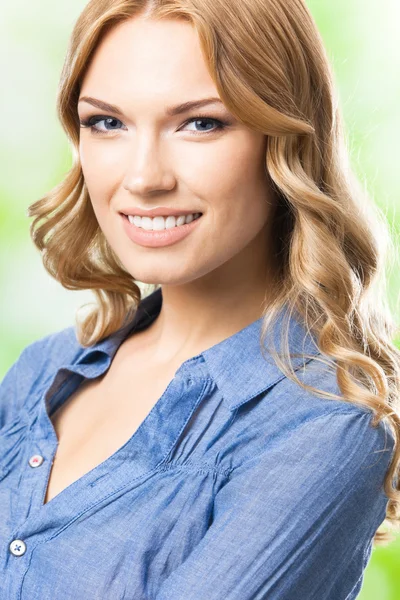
[77,15,279,367]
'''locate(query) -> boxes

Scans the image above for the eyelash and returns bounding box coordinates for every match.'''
[78,114,228,136]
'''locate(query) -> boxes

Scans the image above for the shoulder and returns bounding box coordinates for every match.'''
[261,353,385,428]
[1,325,79,384]
[0,325,81,426]
[15,325,80,375]
[229,354,395,480]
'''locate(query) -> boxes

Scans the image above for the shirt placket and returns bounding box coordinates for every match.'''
[4,357,212,600]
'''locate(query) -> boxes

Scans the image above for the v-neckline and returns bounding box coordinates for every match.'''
[26,349,211,529]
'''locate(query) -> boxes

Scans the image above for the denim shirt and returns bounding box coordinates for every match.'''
[0,288,394,600]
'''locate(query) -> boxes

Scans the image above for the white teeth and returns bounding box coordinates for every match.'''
[127,213,201,230]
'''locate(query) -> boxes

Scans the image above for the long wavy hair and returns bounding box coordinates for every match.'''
[28,0,400,545]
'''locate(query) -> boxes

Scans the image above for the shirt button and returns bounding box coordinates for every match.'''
[28,454,44,468]
[9,539,27,556]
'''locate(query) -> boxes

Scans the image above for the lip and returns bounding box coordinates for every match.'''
[120,213,203,248]
[119,207,202,218]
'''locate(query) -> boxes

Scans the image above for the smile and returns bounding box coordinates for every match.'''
[124,212,202,231]
[120,212,203,248]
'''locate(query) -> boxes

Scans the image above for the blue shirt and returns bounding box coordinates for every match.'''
[0,287,394,599]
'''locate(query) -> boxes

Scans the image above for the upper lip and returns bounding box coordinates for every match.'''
[120,207,202,218]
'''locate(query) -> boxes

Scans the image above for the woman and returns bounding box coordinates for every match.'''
[1,0,399,598]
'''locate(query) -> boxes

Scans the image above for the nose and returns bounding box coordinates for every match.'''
[122,133,176,196]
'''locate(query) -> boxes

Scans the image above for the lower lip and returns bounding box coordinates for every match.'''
[120,213,203,248]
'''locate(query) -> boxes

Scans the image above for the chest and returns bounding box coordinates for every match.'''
[43,358,177,505]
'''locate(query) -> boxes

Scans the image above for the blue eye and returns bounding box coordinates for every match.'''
[181,117,226,134]
[79,116,124,135]
[79,115,227,136]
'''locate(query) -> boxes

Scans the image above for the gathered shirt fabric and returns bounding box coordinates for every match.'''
[0,287,395,600]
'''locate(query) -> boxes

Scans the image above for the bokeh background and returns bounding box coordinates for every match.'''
[0,0,399,596]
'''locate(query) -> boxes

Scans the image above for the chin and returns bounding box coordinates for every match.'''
[123,263,200,287]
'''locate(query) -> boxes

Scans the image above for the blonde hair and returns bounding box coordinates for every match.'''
[28,0,400,546]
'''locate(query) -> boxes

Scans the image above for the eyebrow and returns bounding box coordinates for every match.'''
[77,96,224,117]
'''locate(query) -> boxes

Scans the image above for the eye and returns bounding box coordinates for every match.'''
[180,116,227,135]
[79,115,125,135]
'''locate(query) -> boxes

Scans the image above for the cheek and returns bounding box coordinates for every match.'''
[79,139,124,191]
[189,140,270,229]
[79,141,122,222]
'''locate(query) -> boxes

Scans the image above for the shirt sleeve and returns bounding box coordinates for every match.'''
[155,408,394,600]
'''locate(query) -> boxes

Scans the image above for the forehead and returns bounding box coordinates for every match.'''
[80,17,218,105]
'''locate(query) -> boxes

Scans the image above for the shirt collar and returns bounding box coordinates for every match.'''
[75,287,320,411]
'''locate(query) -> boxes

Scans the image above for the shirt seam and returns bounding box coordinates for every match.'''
[21,460,230,552]
[156,462,232,477]
[227,406,375,479]
[342,540,373,600]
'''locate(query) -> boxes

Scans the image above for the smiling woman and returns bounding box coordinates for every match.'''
[1,0,400,599]
[73,14,276,292]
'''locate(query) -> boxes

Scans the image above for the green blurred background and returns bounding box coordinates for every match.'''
[0,0,399,596]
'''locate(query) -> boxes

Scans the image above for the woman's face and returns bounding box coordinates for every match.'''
[78,16,277,286]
